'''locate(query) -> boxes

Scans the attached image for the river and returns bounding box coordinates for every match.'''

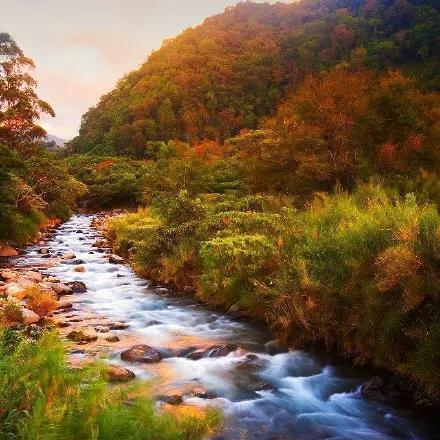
[13,214,438,440]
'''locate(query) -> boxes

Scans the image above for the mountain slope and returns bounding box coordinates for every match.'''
[69,0,440,157]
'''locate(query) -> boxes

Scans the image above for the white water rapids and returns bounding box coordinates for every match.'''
[15,215,437,440]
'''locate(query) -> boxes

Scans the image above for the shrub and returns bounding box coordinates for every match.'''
[26,286,58,317]
[0,300,23,325]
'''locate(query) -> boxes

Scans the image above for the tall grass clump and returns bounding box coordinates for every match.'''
[273,186,440,396]
[0,329,220,439]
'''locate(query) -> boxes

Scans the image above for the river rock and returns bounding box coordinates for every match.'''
[38,247,50,255]
[95,325,110,333]
[25,271,43,283]
[22,307,40,324]
[69,281,87,293]
[57,300,73,311]
[109,321,129,330]
[44,276,60,283]
[104,364,135,382]
[61,251,76,260]
[92,239,107,248]
[105,334,120,342]
[74,266,86,273]
[67,327,98,343]
[65,259,85,265]
[206,344,237,357]
[121,344,162,363]
[109,254,124,264]
[6,284,29,300]
[189,385,216,399]
[0,245,19,257]
[51,283,73,296]
[1,270,18,281]
[160,393,183,405]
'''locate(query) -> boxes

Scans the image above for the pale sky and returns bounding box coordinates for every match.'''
[2,0,280,140]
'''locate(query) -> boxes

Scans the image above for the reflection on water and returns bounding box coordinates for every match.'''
[16,215,437,440]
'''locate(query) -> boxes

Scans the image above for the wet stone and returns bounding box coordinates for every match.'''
[104,364,135,382]
[121,344,162,363]
[69,281,87,293]
[109,321,129,330]
[105,334,120,343]
[67,327,98,343]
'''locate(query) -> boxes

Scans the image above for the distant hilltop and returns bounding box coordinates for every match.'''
[44,134,66,149]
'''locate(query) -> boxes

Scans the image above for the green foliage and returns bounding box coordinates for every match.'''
[69,0,440,156]
[64,155,150,209]
[0,329,220,439]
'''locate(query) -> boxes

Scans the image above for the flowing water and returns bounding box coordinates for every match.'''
[15,215,438,440]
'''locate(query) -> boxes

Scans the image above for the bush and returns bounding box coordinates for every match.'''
[26,286,58,317]
[0,301,23,326]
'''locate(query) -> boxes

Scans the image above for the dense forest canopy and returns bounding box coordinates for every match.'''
[69,0,440,157]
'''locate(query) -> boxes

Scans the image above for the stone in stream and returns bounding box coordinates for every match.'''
[67,327,98,343]
[361,376,385,400]
[0,245,19,257]
[61,251,76,260]
[51,283,73,296]
[121,344,162,363]
[65,259,85,265]
[92,239,107,248]
[160,394,183,405]
[105,334,120,343]
[25,271,43,283]
[69,281,87,293]
[38,247,50,255]
[22,307,40,324]
[57,300,73,311]
[103,364,135,382]
[95,325,110,333]
[109,321,129,330]
[109,254,124,264]
[186,343,238,360]
[6,284,29,300]
[1,270,18,281]
[74,266,86,273]
[44,276,60,283]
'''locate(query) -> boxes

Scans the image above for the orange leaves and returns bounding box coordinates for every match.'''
[375,245,421,292]
[95,159,115,170]
[26,286,58,317]
[193,140,223,162]
[379,142,398,162]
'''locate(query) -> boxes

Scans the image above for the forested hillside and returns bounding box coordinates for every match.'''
[69,0,440,156]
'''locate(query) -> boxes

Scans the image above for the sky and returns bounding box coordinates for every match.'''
[2,0,280,141]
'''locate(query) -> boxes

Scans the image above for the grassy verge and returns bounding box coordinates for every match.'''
[0,328,220,439]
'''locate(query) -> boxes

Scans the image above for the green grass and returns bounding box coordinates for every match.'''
[0,329,220,440]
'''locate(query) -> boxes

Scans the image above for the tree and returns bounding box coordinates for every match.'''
[0,33,54,151]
